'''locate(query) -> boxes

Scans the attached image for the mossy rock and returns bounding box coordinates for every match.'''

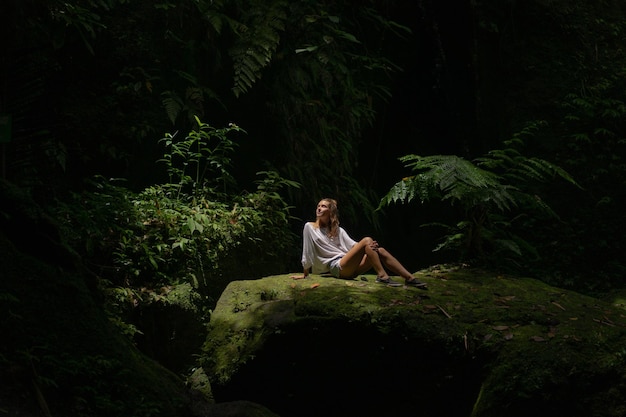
[201,266,626,417]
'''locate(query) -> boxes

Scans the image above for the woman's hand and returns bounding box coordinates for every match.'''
[368,240,380,251]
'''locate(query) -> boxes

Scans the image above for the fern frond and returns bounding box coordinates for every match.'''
[379,178,407,206]
[161,93,183,125]
[516,158,548,182]
[382,154,518,212]
[403,154,503,192]
[493,239,523,256]
[476,128,581,189]
[230,0,288,97]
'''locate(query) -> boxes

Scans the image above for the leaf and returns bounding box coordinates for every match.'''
[334,29,360,43]
[492,325,509,331]
[295,46,318,53]
[311,283,320,289]
[187,217,197,234]
[551,301,566,311]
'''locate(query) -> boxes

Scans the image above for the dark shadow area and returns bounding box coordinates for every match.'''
[213,320,484,417]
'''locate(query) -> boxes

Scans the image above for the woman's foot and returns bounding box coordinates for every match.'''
[375,276,402,287]
[406,277,428,288]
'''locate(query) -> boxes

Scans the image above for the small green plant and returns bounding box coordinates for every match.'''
[116,116,299,288]
[158,115,245,199]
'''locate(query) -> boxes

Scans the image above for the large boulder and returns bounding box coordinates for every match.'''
[201,266,626,417]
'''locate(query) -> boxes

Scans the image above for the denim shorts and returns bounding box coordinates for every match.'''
[328,257,342,278]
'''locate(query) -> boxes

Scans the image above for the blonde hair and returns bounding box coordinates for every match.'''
[317,198,340,237]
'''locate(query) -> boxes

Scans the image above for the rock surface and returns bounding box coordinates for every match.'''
[201,266,626,417]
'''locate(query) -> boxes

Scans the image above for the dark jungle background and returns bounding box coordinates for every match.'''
[1,0,625,415]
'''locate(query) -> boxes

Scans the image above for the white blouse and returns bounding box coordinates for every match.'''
[300,222,357,274]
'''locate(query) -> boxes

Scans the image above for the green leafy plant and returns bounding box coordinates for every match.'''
[158,116,244,199]
[54,116,300,354]
[380,123,579,264]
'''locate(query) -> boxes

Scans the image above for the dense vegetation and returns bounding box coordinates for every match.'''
[1,0,626,415]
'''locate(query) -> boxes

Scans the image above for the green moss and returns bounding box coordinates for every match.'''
[202,265,626,416]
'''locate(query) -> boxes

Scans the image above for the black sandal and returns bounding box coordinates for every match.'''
[406,278,428,288]
[375,277,402,287]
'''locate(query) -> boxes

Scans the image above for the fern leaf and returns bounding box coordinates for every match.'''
[161,91,183,125]
[383,154,517,213]
[230,0,288,97]
[493,239,522,256]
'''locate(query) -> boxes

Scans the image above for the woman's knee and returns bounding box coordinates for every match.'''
[377,247,391,260]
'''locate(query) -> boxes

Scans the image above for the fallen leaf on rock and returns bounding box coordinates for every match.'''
[495,295,516,302]
[593,318,616,327]
[423,305,438,313]
[311,283,320,289]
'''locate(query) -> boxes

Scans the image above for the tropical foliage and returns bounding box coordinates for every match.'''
[54,119,299,339]
[3,1,626,416]
[0,0,624,287]
[381,124,579,267]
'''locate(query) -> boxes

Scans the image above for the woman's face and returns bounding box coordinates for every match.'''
[316,200,331,221]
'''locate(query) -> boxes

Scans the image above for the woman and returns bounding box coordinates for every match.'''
[291,198,427,287]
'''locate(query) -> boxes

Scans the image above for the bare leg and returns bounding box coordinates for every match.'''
[339,237,388,279]
[377,247,414,282]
